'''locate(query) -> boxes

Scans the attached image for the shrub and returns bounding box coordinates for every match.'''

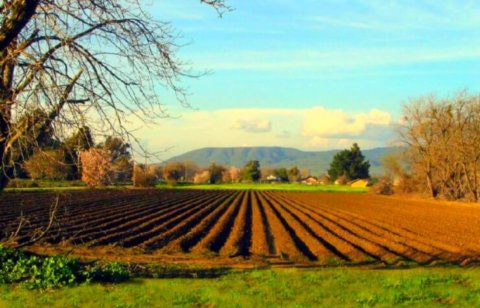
[87,262,130,283]
[227,166,241,183]
[24,150,72,180]
[371,177,394,195]
[0,245,131,289]
[318,174,331,185]
[193,170,210,184]
[80,148,113,187]
[0,246,81,289]
[132,165,157,187]
[112,156,134,184]
[163,162,185,185]
[394,174,417,194]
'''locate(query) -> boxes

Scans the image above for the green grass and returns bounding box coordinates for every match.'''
[1,267,479,307]
[4,180,367,193]
[157,182,368,193]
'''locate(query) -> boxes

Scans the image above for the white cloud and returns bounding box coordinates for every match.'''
[303,107,392,138]
[124,106,393,161]
[231,119,272,133]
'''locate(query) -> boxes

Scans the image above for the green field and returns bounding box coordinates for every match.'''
[4,181,368,193]
[157,183,368,193]
[1,267,479,307]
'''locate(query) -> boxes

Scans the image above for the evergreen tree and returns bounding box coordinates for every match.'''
[328,143,370,181]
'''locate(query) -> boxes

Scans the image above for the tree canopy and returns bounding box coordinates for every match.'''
[328,143,370,181]
[208,163,226,184]
[242,160,261,182]
[0,0,229,190]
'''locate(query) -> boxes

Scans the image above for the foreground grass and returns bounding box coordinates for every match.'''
[157,182,368,193]
[1,267,479,307]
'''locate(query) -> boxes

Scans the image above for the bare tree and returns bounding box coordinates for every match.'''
[400,92,480,201]
[0,0,230,191]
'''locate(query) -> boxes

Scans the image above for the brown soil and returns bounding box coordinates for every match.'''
[2,190,480,267]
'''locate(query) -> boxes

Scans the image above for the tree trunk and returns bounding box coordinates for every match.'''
[0,47,14,192]
[425,167,438,198]
[0,0,39,51]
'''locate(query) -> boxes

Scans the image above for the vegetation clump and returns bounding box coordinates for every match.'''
[242,160,261,182]
[80,149,113,187]
[328,143,370,182]
[132,164,158,187]
[371,177,394,195]
[0,245,130,289]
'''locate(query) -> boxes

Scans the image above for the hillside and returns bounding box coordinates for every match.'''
[167,146,403,175]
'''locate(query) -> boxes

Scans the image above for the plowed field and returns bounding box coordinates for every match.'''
[1,190,479,267]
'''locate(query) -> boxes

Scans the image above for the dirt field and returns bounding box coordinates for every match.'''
[1,190,479,267]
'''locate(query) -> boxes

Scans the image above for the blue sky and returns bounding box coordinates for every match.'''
[134,0,480,159]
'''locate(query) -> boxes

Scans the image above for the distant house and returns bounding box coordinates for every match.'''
[301,176,318,185]
[266,175,280,183]
[350,179,371,188]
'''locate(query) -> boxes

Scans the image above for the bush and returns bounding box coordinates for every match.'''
[87,262,130,283]
[193,170,210,184]
[132,165,157,187]
[24,150,72,181]
[163,162,185,185]
[80,149,113,187]
[318,175,331,185]
[0,245,130,289]
[394,174,417,194]
[371,177,394,195]
[0,246,81,289]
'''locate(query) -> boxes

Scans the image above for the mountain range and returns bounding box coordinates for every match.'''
[167,146,403,176]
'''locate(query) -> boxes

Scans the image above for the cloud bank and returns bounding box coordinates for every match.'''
[127,106,395,161]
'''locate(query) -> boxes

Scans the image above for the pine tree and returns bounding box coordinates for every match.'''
[328,143,370,181]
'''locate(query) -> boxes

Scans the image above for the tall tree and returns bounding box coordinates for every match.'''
[242,160,261,182]
[274,168,289,182]
[163,162,185,185]
[208,163,226,184]
[63,126,94,179]
[400,92,480,201]
[99,136,133,183]
[0,0,230,190]
[288,166,301,183]
[328,143,370,181]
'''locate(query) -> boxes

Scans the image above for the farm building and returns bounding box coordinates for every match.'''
[265,174,280,183]
[350,179,371,188]
[301,176,318,185]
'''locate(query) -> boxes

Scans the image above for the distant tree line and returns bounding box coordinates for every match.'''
[9,113,134,187]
